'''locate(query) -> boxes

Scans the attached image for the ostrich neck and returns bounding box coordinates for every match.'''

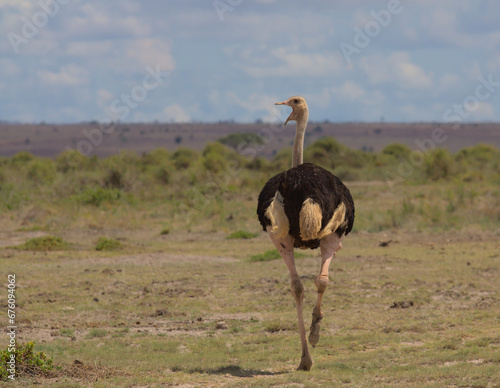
[292,114,308,167]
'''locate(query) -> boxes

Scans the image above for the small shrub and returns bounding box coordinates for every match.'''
[95,237,123,251]
[227,230,258,239]
[160,227,170,236]
[264,319,295,333]
[0,342,54,381]
[250,250,281,262]
[78,187,125,206]
[18,236,68,251]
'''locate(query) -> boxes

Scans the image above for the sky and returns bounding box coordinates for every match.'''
[1,0,500,124]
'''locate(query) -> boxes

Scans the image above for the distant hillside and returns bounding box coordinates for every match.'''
[1,122,499,158]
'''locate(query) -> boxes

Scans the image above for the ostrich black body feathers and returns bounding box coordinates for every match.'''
[257,163,355,249]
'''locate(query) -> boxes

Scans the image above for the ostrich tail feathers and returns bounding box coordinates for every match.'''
[299,199,322,241]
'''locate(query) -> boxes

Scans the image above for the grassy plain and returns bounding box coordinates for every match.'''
[1,140,499,386]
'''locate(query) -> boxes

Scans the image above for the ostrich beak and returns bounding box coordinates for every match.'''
[275,100,294,125]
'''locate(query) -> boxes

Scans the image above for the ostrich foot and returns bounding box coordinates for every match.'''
[297,354,313,371]
[309,309,324,348]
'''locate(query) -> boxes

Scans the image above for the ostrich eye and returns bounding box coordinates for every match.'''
[293,98,299,104]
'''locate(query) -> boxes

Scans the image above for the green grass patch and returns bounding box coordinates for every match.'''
[95,237,123,251]
[249,249,281,262]
[15,236,69,251]
[85,329,108,339]
[226,230,258,239]
[58,329,74,338]
[249,249,309,262]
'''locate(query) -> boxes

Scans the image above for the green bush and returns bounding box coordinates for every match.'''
[26,159,56,184]
[382,143,412,159]
[10,152,35,165]
[103,168,126,190]
[271,148,292,171]
[218,132,264,149]
[245,156,269,170]
[77,187,129,207]
[304,137,343,168]
[424,149,454,181]
[172,148,199,170]
[202,142,245,174]
[203,149,228,174]
[0,342,54,381]
[333,166,360,181]
[155,167,171,185]
[55,150,87,173]
[141,148,171,167]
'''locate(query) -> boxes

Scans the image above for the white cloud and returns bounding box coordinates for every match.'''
[224,92,281,122]
[162,104,190,123]
[331,81,366,101]
[439,73,460,91]
[37,64,89,86]
[125,39,175,70]
[469,102,495,120]
[96,89,113,111]
[359,52,433,90]
[66,41,113,57]
[239,46,344,78]
[63,3,151,40]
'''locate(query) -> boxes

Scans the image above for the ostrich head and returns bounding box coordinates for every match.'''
[275,96,309,125]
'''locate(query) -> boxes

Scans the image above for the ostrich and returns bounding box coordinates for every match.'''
[257,96,355,371]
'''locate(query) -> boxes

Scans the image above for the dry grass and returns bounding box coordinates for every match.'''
[1,228,499,386]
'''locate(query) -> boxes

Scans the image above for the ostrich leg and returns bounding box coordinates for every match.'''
[309,234,343,347]
[267,229,312,371]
